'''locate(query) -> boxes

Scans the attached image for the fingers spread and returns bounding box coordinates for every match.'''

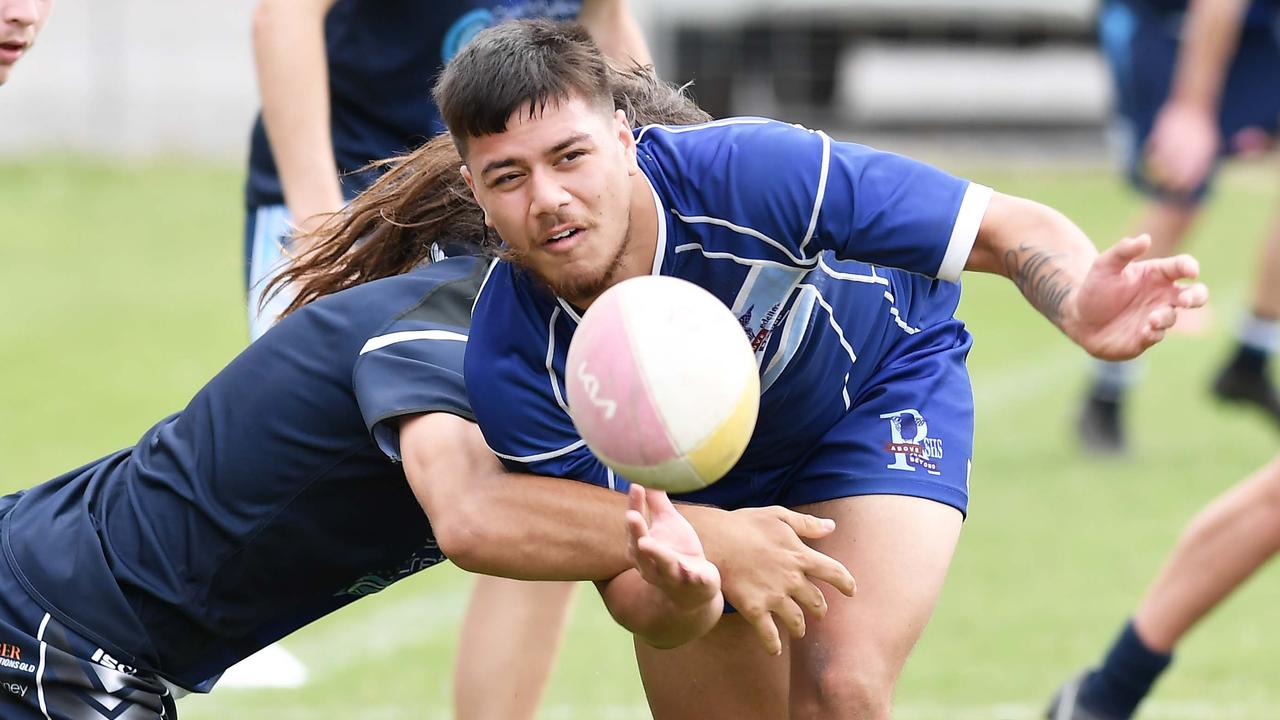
[804,549,857,597]
[1099,234,1151,271]
[1147,305,1177,332]
[773,597,807,640]
[1153,253,1200,282]
[743,608,783,656]
[1178,283,1209,308]
[777,509,836,539]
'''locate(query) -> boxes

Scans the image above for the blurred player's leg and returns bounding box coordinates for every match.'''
[787,494,962,720]
[1212,207,1280,426]
[1079,201,1199,455]
[633,612,789,719]
[453,576,576,720]
[1049,454,1280,720]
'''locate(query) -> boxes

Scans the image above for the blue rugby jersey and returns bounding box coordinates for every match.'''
[2,256,486,690]
[245,0,583,208]
[465,118,991,497]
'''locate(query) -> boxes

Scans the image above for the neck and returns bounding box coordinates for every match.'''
[575,170,659,309]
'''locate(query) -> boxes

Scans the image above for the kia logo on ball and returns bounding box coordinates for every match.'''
[575,361,617,420]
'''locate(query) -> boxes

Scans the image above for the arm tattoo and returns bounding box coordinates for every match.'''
[1003,243,1074,324]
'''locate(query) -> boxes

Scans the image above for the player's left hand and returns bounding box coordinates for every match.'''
[625,485,721,610]
[1062,234,1209,360]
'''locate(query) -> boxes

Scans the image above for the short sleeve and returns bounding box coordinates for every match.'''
[639,118,991,280]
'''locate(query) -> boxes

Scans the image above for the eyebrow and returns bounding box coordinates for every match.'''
[480,133,592,177]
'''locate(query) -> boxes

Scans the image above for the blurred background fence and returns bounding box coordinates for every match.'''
[0,0,1110,162]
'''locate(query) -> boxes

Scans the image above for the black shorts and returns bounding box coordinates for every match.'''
[0,497,177,719]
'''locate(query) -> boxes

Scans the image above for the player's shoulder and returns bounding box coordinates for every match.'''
[310,255,488,319]
[635,116,820,154]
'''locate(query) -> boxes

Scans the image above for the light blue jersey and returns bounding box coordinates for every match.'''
[466,118,989,512]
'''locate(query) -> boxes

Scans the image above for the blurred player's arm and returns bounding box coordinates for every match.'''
[1167,0,1249,114]
[596,487,723,649]
[401,412,632,581]
[1146,0,1251,192]
[578,0,652,68]
[252,0,345,241]
[400,412,854,652]
[965,192,1207,361]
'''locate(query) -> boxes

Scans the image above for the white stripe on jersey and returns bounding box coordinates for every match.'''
[938,183,994,282]
[646,174,668,273]
[816,257,921,334]
[761,285,818,393]
[673,212,819,268]
[36,612,51,720]
[472,258,501,315]
[492,438,588,464]
[546,307,571,414]
[798,130,832,255]
[674,243,812,272]
[359,329,467,355]
[634,117,770,144]
[800,282,859,411]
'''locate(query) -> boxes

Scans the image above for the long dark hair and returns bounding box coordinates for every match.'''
[271,65,710,316]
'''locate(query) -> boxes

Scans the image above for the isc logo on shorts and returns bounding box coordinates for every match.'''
[91,648,137,676]
[879,408,944,476]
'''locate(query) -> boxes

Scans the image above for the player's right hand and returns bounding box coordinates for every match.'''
[699,506,856,656]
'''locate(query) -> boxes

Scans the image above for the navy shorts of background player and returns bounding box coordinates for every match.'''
[467,118,984,519]
[1099,0,1280,202]
[0,256,485,718]
[244,0,583,338]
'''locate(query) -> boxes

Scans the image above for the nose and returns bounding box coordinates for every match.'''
[528,167,572,218]
[2,0,39,26]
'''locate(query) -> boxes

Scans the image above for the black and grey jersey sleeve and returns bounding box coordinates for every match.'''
[353,258,484,461]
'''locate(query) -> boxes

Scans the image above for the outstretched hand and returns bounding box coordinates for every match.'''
[625,485,721,611]
[1064,234,1209,360]
[695,505,856,656]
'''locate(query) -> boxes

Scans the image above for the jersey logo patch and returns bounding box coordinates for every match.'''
[880,408,943,476]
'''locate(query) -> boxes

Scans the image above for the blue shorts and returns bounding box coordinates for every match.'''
[0,496,178,719]
[675,318,975,518]
[1099,0,1280,204]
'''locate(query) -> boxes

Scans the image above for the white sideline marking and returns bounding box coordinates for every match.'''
[217,643,308,689]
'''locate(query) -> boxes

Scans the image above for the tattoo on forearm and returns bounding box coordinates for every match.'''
[1003,243,1074,324]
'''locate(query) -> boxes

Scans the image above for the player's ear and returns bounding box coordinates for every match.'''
[614,109,639,174]
[459,165,494,227]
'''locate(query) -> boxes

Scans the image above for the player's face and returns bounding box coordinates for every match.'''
[0,0,53,85]
[461,94,643,307]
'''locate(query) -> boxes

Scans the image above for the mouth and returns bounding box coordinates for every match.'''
[541,225,586,252]
[0,42,27,64]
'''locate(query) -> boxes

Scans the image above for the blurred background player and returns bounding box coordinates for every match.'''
[244,2,650,716]
[1079,0,1280,454]
[1047,452,1280,719]
[0,0,52,86]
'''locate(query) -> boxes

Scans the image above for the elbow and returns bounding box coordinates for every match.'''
[429,496,491,572]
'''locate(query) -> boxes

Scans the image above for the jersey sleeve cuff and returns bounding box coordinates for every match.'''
[370,405,477,462]
[936,183,993,283]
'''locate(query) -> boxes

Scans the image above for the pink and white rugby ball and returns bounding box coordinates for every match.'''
[565,275,759,494]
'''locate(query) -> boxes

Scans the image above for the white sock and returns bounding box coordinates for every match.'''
[1090,359,1140,401]
[1237,313,1280,354]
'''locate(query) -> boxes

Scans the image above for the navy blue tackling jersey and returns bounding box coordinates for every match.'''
[245,0,583,208]
[1,256,486,691]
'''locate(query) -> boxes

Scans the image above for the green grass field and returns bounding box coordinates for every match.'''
[2,156,1277,719]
